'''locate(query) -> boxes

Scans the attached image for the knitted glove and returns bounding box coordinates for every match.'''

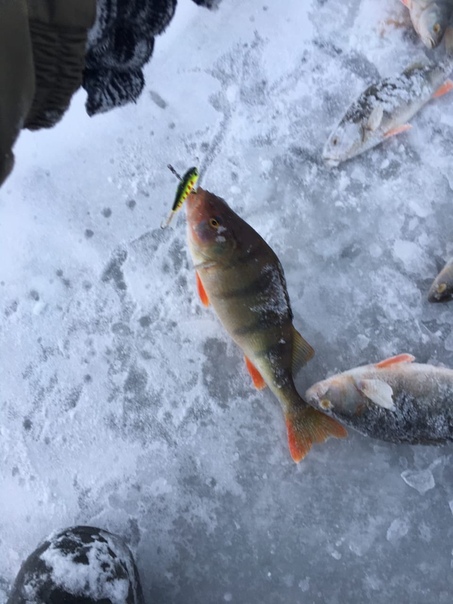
[84,0,222,115]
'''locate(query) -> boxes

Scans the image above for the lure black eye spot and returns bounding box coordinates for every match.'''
[332,137,338,146]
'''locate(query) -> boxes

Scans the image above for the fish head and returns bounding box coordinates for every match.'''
[186,187,238,264]
[428,279,453,302]
[428,258,453,303]
[417,6,449,48]
[306,374,365,418]
[322,120,367,167]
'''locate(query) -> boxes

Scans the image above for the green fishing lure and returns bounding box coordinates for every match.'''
[161,165,199,228]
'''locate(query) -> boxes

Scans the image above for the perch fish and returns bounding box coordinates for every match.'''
[306,353,453,444]
[323,27,453,166]
[186,187,347,462]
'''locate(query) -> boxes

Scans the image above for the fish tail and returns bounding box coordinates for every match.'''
[285,403,347,463]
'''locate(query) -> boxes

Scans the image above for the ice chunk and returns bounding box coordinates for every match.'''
[386,518,410,541]
[401,469,435,494]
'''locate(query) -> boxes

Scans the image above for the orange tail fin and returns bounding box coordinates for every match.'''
[285,406,347,463]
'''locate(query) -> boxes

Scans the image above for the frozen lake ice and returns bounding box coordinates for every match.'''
[1,0,453,602]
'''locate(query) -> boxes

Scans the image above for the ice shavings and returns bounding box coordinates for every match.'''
[249,263,290,319]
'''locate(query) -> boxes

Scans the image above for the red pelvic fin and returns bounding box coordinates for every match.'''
[384,124,412,138]
[375,353,415,369]
[244,356,267,390]
[196,271,209,307]
[432,79,453,99]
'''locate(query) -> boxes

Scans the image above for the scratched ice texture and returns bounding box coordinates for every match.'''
[2,0,453,603]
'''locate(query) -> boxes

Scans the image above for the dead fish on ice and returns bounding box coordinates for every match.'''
[186,187,347,462]
[323,27,453,166]
[428,256,453,302]
[306,353,453,444]
[401,0,453,48]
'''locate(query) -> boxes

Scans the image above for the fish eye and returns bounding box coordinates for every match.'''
[320,399,333,410]
[209,217,220,229]
[433,22,441,34]
[332,137,338,146]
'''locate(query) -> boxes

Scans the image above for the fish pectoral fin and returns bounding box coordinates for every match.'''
[432,79,453,99]
[244,356,267,390]
[292,327,315,373]
[375,353,415,368]
[196,271,210,307]
[357,379,396,410]
[384,124,412,138]
[366,104,384,132]
[285,406,347,463]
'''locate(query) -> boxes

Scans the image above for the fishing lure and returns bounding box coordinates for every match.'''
[161,165,199,228]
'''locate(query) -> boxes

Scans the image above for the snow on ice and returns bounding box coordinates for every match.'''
[1,0,453,602]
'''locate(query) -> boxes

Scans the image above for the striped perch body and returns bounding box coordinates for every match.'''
[186,187,347,462]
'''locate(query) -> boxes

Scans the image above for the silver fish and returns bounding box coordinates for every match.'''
[428,256,453,302]
[403,0,453,49]
[323,29,453,166]
[305,353,453,444]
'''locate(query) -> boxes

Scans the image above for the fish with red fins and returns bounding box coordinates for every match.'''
[186,187,347,462]
[306,353,453,444]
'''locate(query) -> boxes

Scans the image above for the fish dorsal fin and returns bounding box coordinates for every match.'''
[196,271,209,307]
[366,104,384,132]
[292,327,315,373]
[357,379,395,410]
[375,353,415,369]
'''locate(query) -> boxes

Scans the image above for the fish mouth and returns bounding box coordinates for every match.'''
[428,283,452,303]
[185,187,207,224]
[323,156,341,168]
[185,187,217,247]
[421,35,436,49]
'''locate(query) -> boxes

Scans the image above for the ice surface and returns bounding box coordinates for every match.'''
[2,0,453,603]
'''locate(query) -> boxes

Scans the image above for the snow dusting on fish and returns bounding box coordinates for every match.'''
[306,354,453,444]
[323,28,453,166]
